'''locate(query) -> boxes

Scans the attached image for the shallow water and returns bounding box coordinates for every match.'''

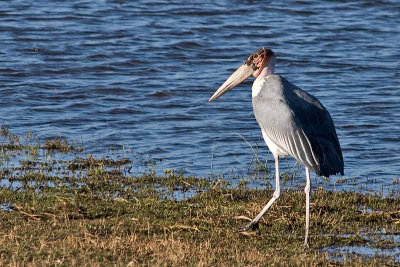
[1,0,399,193]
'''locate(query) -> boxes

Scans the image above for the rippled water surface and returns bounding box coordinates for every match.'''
[1,0,399,192]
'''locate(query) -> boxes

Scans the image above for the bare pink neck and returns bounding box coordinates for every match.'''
[258,55,276,79]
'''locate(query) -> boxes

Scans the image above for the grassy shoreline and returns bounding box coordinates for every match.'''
[1,130,400,265]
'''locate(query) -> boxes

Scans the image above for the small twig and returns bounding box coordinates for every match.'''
[18,210,41,221]
[233,215,252,222]
[182,180,193,188]
[169,224,200,232]
[212,179,221,190]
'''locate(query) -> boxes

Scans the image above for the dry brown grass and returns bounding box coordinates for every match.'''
[1,184,400,266]
[1,130,399,266]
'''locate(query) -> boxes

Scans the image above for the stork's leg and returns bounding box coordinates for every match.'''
[302,167,311,247]
[237,155,281,233]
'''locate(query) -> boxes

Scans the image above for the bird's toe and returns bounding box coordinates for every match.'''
[237,221,260,235]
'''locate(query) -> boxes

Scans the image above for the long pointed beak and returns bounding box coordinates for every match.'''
[208,63,253,102]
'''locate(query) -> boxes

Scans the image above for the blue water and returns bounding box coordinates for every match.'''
[1,1,399,193]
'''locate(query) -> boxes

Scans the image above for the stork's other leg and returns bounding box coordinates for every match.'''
[237,155,281,233]
[302,167,311,247]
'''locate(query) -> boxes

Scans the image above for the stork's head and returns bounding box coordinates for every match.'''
[209,48,275,102]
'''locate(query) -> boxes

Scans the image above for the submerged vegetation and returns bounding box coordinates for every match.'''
[1,128,400,266]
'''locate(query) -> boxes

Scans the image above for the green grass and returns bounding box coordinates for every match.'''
[0,129,400,266]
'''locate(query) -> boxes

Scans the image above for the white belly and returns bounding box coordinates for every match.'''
[261,129,288,157]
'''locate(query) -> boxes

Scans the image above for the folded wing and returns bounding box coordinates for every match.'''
[252,75,344,177]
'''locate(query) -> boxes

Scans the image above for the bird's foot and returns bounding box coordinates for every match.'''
[301,241,309,249]
[237,221,261,235]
